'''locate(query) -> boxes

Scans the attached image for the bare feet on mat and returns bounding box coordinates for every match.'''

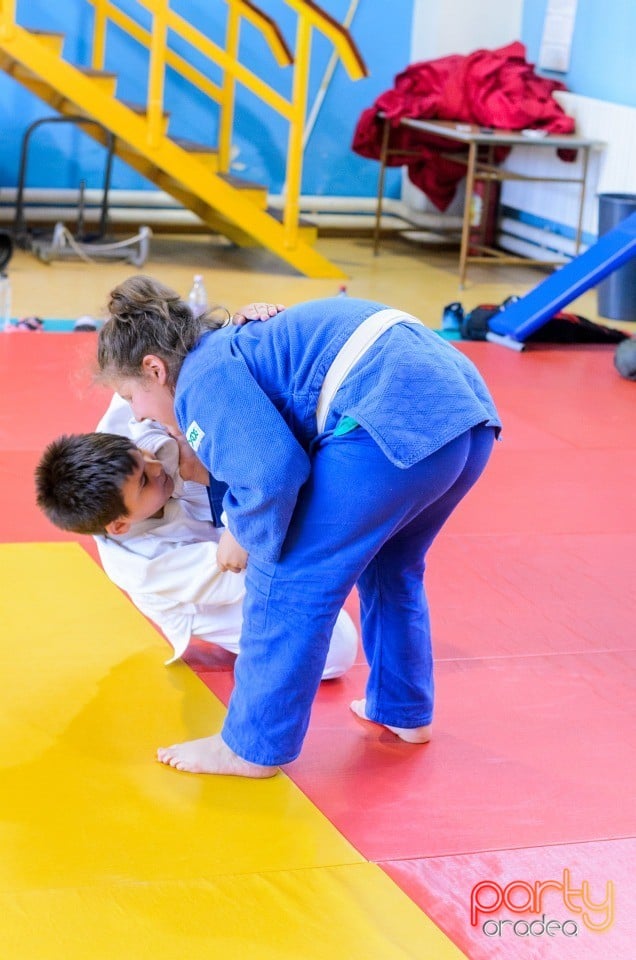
[349,699,432,743]
[157,733,278,777]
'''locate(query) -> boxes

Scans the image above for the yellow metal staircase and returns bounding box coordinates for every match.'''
[0,0,367,277]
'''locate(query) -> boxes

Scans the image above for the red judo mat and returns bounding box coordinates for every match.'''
[1,332,634,958]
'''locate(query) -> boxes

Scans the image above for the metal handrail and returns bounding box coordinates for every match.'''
[0,0,367,250]
[86,0,366,244]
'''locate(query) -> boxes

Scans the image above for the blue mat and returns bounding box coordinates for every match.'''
[5,319,96,332]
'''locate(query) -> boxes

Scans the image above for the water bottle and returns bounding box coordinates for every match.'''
[188,274,208,318]
[337,284,348,297]
[0,272,11,331]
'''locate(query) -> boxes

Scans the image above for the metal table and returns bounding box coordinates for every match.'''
[373,115,604,286]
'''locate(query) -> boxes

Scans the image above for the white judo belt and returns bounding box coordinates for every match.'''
[315,307,420,433]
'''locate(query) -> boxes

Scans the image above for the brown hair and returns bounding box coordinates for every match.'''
[97,275,227,386]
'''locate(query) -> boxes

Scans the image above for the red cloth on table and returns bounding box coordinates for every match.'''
[352,41,576,210]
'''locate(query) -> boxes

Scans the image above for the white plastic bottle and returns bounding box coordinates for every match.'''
[188,274,208,318]
[0,272,11,331]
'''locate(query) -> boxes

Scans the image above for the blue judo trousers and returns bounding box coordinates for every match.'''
[175,297,501,766]
[225,423,494,765]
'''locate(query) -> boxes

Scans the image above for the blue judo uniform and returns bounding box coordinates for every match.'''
[174,297,501,765]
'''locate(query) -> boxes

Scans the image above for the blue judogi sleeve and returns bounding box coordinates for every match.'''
[175,340,311,563]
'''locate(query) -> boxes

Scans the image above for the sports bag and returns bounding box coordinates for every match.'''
[458,296,629,344]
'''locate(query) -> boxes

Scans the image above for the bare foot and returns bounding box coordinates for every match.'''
[156,733,278,777]
[350,699,432,743]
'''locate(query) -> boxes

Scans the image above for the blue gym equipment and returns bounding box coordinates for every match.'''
[486,211,636,349]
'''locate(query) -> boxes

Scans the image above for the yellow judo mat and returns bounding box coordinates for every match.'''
[0,543,464,959]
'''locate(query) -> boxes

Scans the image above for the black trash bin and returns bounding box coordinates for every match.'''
[597,193,636,321]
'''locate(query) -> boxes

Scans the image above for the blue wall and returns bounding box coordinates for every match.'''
[522,0,636,107]
[0,0,413,198]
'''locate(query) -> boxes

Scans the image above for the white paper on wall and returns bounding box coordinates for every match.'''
[538,0,579,72]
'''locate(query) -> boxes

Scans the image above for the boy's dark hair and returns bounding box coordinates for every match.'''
[35,433,138,534]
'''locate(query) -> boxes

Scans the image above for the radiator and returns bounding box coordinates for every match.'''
[498,91,636,261]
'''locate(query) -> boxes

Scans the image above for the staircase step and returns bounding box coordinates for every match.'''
[25,28,65,56]
[114,144,217,184]
[113,141,266,210]
[152,169,268,214]
[170,137,219,171]
[218,173,268,210]
[267,206,319,243]
[208,207,318,248]
[6,62,117,109]
[76,66,118,97]
[121,100,171,136]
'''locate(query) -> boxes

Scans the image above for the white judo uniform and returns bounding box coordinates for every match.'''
[95,394,357,677]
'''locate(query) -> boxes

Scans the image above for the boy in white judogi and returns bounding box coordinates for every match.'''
[94,394,357,676]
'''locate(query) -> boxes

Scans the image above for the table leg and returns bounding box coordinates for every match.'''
[574,145,590,256]
[459,140,477,287]
[373,116,391,256]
